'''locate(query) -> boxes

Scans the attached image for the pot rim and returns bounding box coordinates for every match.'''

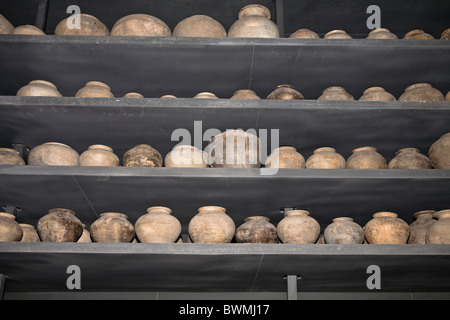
[244,215,270,222]
[323,86,347,93]
[314,147,336,153]
[363,86,386,94]
[238,4,271,20]
[198,206,226,213]
[413,210,436,219]
[0,212,16,219]
[352,146,378,153]
[285,209,310,217]
[368,28,392,35]
[434,209,450,219]
[88,144,113,152]
[194,92,218,98]
[332,217,354,222]
[29,80,57,89]
[395,147,420,156]
[99,212,129,219]
[324,29,349,37]
[161,94,177,98]
[48,208,76,215]
[146,206,172,214]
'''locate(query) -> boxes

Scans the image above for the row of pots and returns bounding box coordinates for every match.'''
[1,131,449,169]
[1,206,449,245]
[14,80,450,102]
[1,6,449,40]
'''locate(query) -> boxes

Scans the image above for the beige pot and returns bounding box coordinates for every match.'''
[403,29,434,40]
[77,227,92,243]
[37,208,83,242]
[0,14,14,34]
[324,30,352,39]
[161,94,177,99]
[359,87,396,101]
[16,80,62,97]
[277,210,320,244]
[75,81,114,98]
[228,4,279,38]
[230,89,261,100]
[408,210,436,244]
[13,25,46,35]
[267,84,304,100]
[446,91,450,101]
[324,217,364,244]
[19,224,41,242]
[123,144,163,167]
[123,92,144,98]
[441,28,450,40]
[364,212,409,244]
[164,145,207,168]
[0,148,25,165]
[28,142,79,166]
[429,132,450,169]
[318,86,354,100]
[425,210,450,244]
[194,92,218,99]
[388,148,432,169]
[90,212,135,243]
[366,28,398,39]
[174,15,226,37]
[55,14,110,36]
[399,83,445,101]
[346,146,387,169]
[305,147,346,169]
[80,145,120,167]
[111,14,171,37]
[135,206,182,243]
[289,28,319,39]
[0,212,23,242]
[265,146,305,168]
[235,216,278,243]
[188,206,235,243]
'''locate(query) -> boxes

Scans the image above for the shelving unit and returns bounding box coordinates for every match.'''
[0,0,449,299]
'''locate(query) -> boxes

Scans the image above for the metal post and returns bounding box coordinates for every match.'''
[286,275,298,300]
[35,0,49,31]
[275,0,285,38]
[13,143,29,163]
[0,274,6,300]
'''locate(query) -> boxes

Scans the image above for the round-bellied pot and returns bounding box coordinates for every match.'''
[164,145,207,168]
[37,208,83,242]
[0,148,25,165]
[324,217,364,244]
[161,95,177,98]
[28,142,79,166]
[19,224,41,242]
[90,212,135,243]
[55,14,110,36]
[16,80,62,97]
[13,25,46,35]
[194,92,218,99]
[0,212,23,242]
[324,30,352,39]
[173,15,226,37]
[399,83,445,101]
[363,212,409,244]
[188,206,235,243]
[346,146,387,169]
[75,81,114,98]
[305,147,346,169]
[0,14,14,34]
[230,89,260,100]
[429,132,450,169]
[318,86,354,100]
[267,84,304,100]
[111,14,171,37]
[123,144,163,167]
[277,210,320,244]
[446,91,450,101]
[80,145,120,167]
[408,210,436,244]
[366,28,398,39]
[135,206,182,243]
[403,29,434,40]
[388,148,432,169]
[228,4,279,38]
[441,28,450,40]
[235,216,278,243]
[425,210,450,244]
[289,28,319,39]
[265,146,305,168]
[359,87,396,101]
[77,226,92,243]
[123,92,144,98]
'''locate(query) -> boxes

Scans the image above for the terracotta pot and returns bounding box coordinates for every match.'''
[13,25,46,35]
[277,210,320,244]
[429,133,450,169]
[318,86,354,100]
[111,14,171,37]
[366,28,398,39]
[75,81,114,98]
[123,144,163,167]
[161,94,177,98]
[441,28,450,40]
[28,142,79,166]
[346,146,387,169]
[164,145,207,168]
[135,206,182,243]
[289,28,319,39]
[235,216,278,243]
[37,208,83,242]
[359,87,396,101]
[0,148,25,165]
[0,14,14,34]
[388,148,432,169]
[267,84,304,100]
[19,224,41,242]
[305,147,346,169]
[194,92,218,99]
[55,14,110,36]
[90,212,135,243]
[174,15,226,37]
[80,145,120,167]
[207,129,261,168]
[324,217,364,244]
[403,29,434,40]
[446,91,450,101]
[188,206,235,243]
[0,212,23,242]
[228,4,279,38]
[123,92,144,98]
[408,210,436,244]
[324,30,352,39]
[265,146,305,168]
[77,226,92,243]
[399,83,444,101]
[364,212,409,244]
[16,80,62,97]
[425,210,450,244]
[315,234,325,244]
[230,89,260,100]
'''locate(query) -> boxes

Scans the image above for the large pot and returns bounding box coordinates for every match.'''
[428,132,450,169]
[123,144,163,167]
[408,210,436,244]
[265,146,305,168]
[111,14,171,37]
[164,145,207,168]
[188,206,235,243]
[0,148,25,165]
[75,81,114,98]
[346,146,387,169]
[364,212,409,244]
[28,142,80,166]
[388,148,432,169]
[90,212,135,243]
[318,86,354,100]
[55,14,110,36]
[228,4,279,38]
[324,217,364,244]
[235,216,278,243]
[13,25,46,35]
[0,14,14,34]
[425,210,450,244]
[16,80,62,97]
[277,210,320,244]
[359,87,396,101]
[305,147,346,169]
[173,15,226,37]
[135,206,182,243]
[37,208,83,242]
[267,84,304,100]
[399,83,445,101]
[80,145,120,167]
[0,212,23,242]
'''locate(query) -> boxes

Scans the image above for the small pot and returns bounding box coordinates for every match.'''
[235,216,278,243]
[0,212,23,242]
[0,13,14,34]
[359,87,396,101]
[75,81,114,98]
[173,15,226,37]
[265,146,305,168]
[305,147,346,169]
[346,146,387,169]
[28,142,80,166]
[399,83,445,101]
[408,210,436,244]
[90,212,135,243]
[19,224,41,242]
[267,84,304,100]
[80,145,120,167]
[425,210,450,244]
[324,30,352,39]
[36,208,84,242]
[111,14,171,37]
[318,86,354,100]
[403,29,434,40]
[164,145,207,168]
[13,25,46,35]
[123,144,163,167]
[324,217,364,244]
[388,148,432,169]
[366,28,398,39]
[194,92,218,99]
[230,89,261,100]
[55,13,110,36]
[228,4,279,38]
[364,212,409,244]
[0,148,25,165]
[135,206,182,243]
[123,92,144,98]
[289,28,319,39]
[277,210,320,244]
[16,80,62,97]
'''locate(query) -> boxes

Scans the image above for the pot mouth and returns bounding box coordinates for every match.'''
[405,83,431,91]
[314,147,336,153]
[363,86,386,94]
[42,142,72,148]
[233,89,256,94]
[413,210,436,219]
[123,92,144,98]
[434,209,450,219]
[368,28,391,35]
[352,146,377,153]
[100,212,128,219]
[285,209,310,217]
[132,144,153,149]
[0,212,16,219]
[332,217,354,222]
[88,144,113,152]
[198,206,226,213]
[275,84,295,90]
[404,29,425,37]
[161,95,177,98]
[29,80,57,89]
[147,206,172,214]
[48,208,76,215]
[324,30,348,37]
[395,147,420,156]
[244,216,270,222]
[85,81,111,91]
[323,86,346,93]
[238,4,271,20]
[441,28,450,37]
[273,146,296,152]
[373,211,398,218]
[0,148,20,154]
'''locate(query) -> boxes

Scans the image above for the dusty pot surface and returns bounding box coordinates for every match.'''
[267,84,304,100]
[13,25,46,35]
[324,30,352,39]
[188,206,236,243]
[289,28,319,39]
[75,81,114,98]
[446,91,450,101]
[364,212,409,244]
[305,147,346,169]
[403,29,434,39]
[408,210,436,244]
[16,80,62,97]
[388,148,432,169]
[399,83,445,101]
[77,227,92,243]
[346,146,387,169]
[0,212,23,242]
[0,14,14,34]
[161,94,177,99]
[173,15,226,37]
[28,142,80,166]
[164,145,207,168]
[425,210,450,244]
[324,217,364,244]
[37,208,83,242]
[0,148,26,165]
[135,206,182,243]
[265,146,305,168]
[359,87,396,101]
[111,14,171,37]
[123,144,163,167]
[366,28,398,39]
[441,28,450,40]
[235,216,278,243]
[123,92,144,98]
[80,144,120,167]
[19,224,41,242]
[277,210,320,244]
[228,4,279,38]
[318,86,354,100]
[194,92,218,99]
[55,14,110,36]
[230,89,261,100]
[90,212,135,243]
[428,132,450,169]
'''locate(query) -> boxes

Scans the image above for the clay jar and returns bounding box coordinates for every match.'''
[366,28,398,39]
[324,217,364,244]
[403,29,434,40]
[0,212,23,242]
[324,30,352,39]
[77,227,92,243]
[446,91,450,101]
[364,212,409,244]
[75,81,114,98]
[265,146,305,168]
[28,142,79,166]
[359,87,396,101]
[0,14,14,34]
[16,80,62,97]
[305,147,346,169]
[174,15,226,37]
[235,216,278,243]
[429,132,450,169]
[228,4,279,38]
[80,145,120,167]
[267,85,304,100]
[425,210,450,244]
[289,28,319,39]
[442,28,450,40]
[277,210,320,244]
[13,25,46,35]
[207,129,261,168]
[399,83,445,101]
[90,212,135,243]
[188,206,236,243]
[230,89,260,100]
[408,210,436,244]
[123,92,144,98]
[123,144,163,167]
[19,224,41,242]
[36,208,83,242]
[194,92,219,99]
[388,148,432,169]
[55,14,110,36]
[0,148,25,165]
[111,14,171,37]
[318,86,354,100]
[135,206,182,243]
[346,147,387,169]
[164,145,207,168]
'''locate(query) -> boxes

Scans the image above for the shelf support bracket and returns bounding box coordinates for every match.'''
[0,274,6,300]
[285,275,300,300]
[275,0,285,38]
[13,143,29,163]
[35,0,49,31]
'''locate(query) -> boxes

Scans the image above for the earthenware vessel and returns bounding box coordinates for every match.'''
[346,146,387,169]
[228,4,279,38]
[267,84,304,100]
[19,224,40,242]
[318,86,354,100]
[79,145,120,167]
[403,29,434,39]
[13,25,46,35]
[230,89,260,99]
[75,81,114,98]
[305,147,346,169]
[388,148,432,169]
[265,146,305,168]
[408,210,436,244]
[0,148,25,165]
[173,15,226,37]
[55,14,110,36]
[235,216,278,243]
[188,206,235,243]
[77,226,92,243]
[289,28,319,39]
[135,206,182,243]
[399,83,444,101]
[28,142,79,166]
[16,80,62,97]
[277,210,320,244]
[359,87,396,101]
[324,217,364,244]
[429,132,450,169]
[0,212,23,242]
[366,28,398,39]
[363,212,409,244]
[164,145,207,168]
[123,144,163,167]
[425,210,450,244]
[441,28,450,40]
[90,212,135,243]
[324,30,352,39]
[37,208,83,242]
[0,14,14,34]
[111,14,171,36]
